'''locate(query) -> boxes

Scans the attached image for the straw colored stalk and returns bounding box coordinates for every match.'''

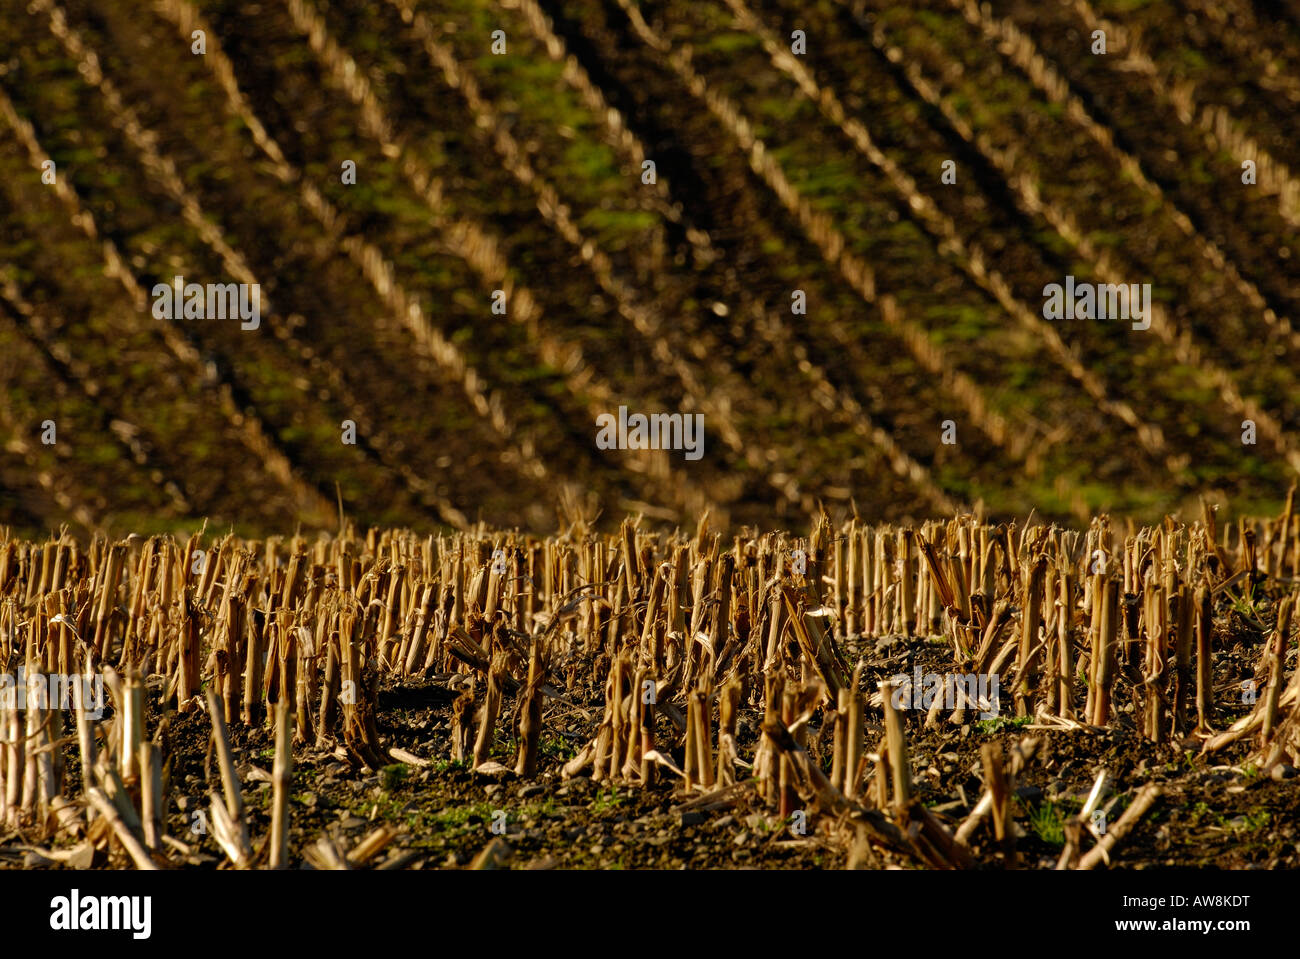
[271,697,294,868]
[715,676,740,786]
[377,562,405,669]
[1261,598,1293,743]
[1,702,18,829]
[693,688,714,790]
[683,690,698,791]
[1077,784,1162,870]
[1056,567,1075,721]
[879,678,911,816]
[175,593,202,709]
[762,584,785,673]
[472,652,506,770]
[86,786,156,870]
[515,639,544,778]
[782,586,847,698]
[72,657,98,792]
[845,527,860,637]
[980,742,1013,863]
[341,604,387,768]
[347,825,398,867]
[871,737,889,809]
[756,671,784,805]
[619,666,644,781]
[609,655,629,779]
[92,544,126,660]
[1142,574,1167,743]
[402,582,437,675]
[316,625,341,747]
[205,688,251,866]
[120,669,144,786]
[1194,586,1214,733]
[1171,584,1193,736]
[450,682,474,762]
[23,692,41,818]
[844,662,864,797]
[778,688,796,819]
[898,529,916,637]
[828,680,847,790]
[1015,558,1046,717]
[1090,579,1119,726]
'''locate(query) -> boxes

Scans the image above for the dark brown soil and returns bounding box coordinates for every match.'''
[8,606,1295,871]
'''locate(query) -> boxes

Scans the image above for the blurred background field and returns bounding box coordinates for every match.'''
[1,0,1297,536]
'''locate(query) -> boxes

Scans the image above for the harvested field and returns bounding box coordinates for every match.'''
[0,0,1297,911]
[2,506,1298,871]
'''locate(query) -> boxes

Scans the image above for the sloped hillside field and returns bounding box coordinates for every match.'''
[0,0,1298,536]
[2,510,1299,870]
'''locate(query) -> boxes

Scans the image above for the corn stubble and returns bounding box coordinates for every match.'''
[0,498,1297,869]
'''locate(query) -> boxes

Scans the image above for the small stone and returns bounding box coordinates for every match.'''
[473,761,515,782]
[518,783,545,799]
[712,814,736,830]
[66,843,95,870]
[300,791,319,807]
[1270,764,1297,781]
[679,811,706,827]
[733,831,750,846]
